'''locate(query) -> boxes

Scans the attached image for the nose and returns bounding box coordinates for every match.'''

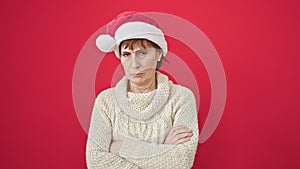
[131,55,140,69]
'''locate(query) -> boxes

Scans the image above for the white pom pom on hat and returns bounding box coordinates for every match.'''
[95,34,116,52]
[95,11,168,58]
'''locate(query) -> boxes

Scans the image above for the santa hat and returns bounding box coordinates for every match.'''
[95,11,168,58]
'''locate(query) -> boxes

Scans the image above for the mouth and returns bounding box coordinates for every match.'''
[131,73,144,77]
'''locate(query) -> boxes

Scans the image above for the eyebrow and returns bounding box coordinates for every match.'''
[121,51,131,54]
[121,49,147,53]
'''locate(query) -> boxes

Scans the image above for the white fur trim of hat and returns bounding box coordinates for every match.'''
[96,21,168,58]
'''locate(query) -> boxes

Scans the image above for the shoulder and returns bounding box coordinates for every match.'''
[169,84,197,111]
[92,88,117,119]
[96,88,114,98]
[157,72,195,100]
[172,84,196,101]
[94,88,114,107]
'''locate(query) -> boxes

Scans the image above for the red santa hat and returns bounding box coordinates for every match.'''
[95,11,168,58]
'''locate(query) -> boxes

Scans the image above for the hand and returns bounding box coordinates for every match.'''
[109,140,123,155]
[164,125,193,145]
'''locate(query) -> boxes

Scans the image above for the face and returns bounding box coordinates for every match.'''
[120,45,161,86]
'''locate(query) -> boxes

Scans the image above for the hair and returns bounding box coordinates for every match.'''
[119,39,164,70]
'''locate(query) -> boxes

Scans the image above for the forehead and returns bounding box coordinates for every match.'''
[121,47,143,52]
[120,39,156,50]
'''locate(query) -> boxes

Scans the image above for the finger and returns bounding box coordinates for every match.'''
[175,132,193,141]
[166,131,191,145]
[173,128,192,136]
[175,137,190,144]
[168,125,191,141]
[169,131,192,143]
[172,125,186,131]
[171,125,189,133]
[169,125,186,136]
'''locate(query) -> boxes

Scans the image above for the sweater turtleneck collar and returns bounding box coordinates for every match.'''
[113,72,172,121]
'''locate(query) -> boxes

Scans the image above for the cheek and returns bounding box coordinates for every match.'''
[142,57,158,69]
[121,61,130,73]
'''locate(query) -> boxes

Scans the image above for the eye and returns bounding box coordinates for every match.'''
[122,52,131,57]
[137,50,148,56]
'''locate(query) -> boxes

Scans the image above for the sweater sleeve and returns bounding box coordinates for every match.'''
[119,87,199,169]
[86,92,141,169]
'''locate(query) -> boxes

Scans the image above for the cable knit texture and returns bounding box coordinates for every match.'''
[86,72,199,169]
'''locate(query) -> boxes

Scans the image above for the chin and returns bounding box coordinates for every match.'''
[129,76,146,85]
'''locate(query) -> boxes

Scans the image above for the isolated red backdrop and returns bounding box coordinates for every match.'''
[1,0,299,169]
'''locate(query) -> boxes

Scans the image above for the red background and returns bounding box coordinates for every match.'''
[1,0,299,168]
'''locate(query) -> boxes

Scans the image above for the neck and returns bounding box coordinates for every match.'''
[128,75,157,93]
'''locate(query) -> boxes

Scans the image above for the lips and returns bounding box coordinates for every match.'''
[131,73,144,77]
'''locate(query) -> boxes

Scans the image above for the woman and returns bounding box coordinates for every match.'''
[86,11,199,169]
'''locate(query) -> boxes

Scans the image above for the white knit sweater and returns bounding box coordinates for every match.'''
[86,72,199,169]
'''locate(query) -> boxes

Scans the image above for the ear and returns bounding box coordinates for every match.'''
[158,55,163,61]
[157,49,163,61]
